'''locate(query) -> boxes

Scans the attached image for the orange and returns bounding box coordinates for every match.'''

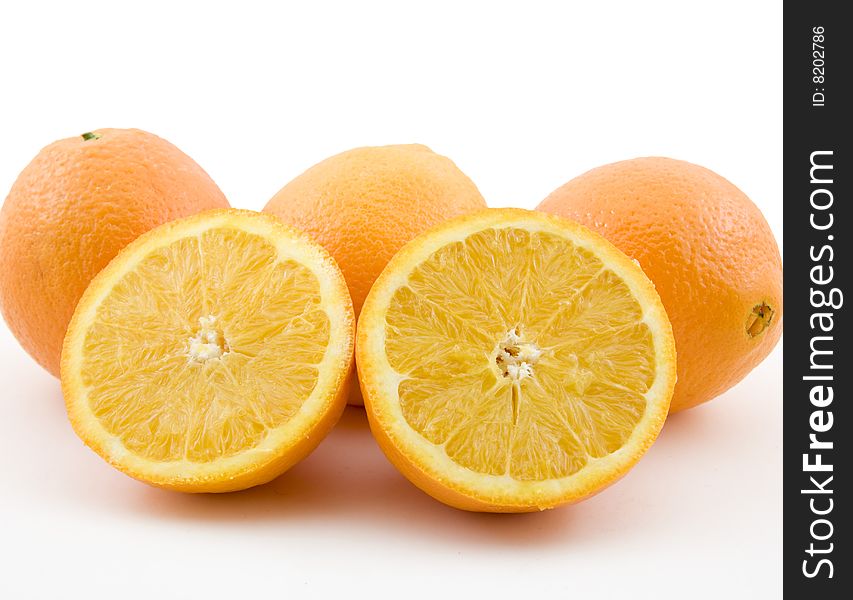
[538,157,782,412]
[62,209,354,492]
[264,144,487,317]
[357,209,676,511]
[0,128,229,377]
[263,145,486,404]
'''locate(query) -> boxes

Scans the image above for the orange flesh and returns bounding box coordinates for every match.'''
[80,228,330,463]
[382,227,656,481]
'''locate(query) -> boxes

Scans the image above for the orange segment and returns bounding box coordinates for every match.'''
[357,208,676,512]
[61,209,354,492]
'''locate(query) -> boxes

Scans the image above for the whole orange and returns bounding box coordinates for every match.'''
[0,128,229,377]
[263,144,487,405]
[537,157,782,412]
[264,144,486,316]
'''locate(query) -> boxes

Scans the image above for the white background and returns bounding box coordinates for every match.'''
[0,1,782,598]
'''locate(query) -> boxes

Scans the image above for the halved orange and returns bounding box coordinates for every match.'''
[61,209,354,492]
[357,208,676,511]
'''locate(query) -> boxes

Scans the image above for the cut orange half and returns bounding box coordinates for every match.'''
[357,208,676,511]
[61,209,354,492]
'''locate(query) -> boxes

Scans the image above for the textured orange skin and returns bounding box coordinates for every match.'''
[538,157,782,412]
[264,144,487,316]
[264,144,486,405]
[0,128,229,377]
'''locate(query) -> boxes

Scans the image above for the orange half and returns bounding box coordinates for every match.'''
[357,209,676,511]
[61,209,354,492]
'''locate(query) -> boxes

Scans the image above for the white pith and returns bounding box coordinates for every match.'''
[494,327,541,382]
[187,315,230,362]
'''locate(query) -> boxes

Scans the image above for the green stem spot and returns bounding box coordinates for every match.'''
[81,132,101,141]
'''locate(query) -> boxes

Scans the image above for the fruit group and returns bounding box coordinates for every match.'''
[61,209,354,492]
[538,157,782,412]
[0,128,229,376]
[357,208,676,511]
